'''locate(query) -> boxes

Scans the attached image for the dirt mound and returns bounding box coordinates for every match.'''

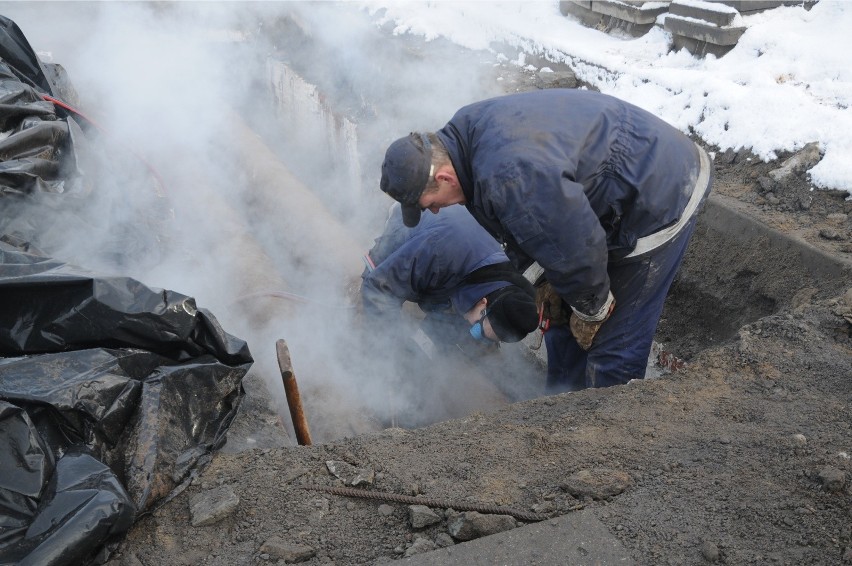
[104,149,852,565]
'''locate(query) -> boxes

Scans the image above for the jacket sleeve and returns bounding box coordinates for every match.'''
[484,159,611,317]
[360,231,449,318]
[361,268,405,319]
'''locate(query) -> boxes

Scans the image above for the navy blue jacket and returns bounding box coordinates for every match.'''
[436,89,700,316]
[362,204,510,318]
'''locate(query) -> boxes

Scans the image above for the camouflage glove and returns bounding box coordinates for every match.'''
[346,274,368,329]
[534,281,571,326]
[569,297,616,351]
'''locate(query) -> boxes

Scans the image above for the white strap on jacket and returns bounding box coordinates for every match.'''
[624,143,712,259]
[521,144,710,321]
[522,262,544,285]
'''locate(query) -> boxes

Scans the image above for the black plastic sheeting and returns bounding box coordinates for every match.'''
[0,15,254,566]
[0,15,73,196]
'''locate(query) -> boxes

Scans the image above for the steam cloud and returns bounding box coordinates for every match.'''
[1,1,544,442]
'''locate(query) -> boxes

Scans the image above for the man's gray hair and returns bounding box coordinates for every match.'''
[419,132,451,192]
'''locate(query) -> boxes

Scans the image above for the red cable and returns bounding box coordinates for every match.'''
[42,94,166,196]
[233,290,356,310]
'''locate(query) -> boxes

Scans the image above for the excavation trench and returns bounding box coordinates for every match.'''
[5,8,851,565]
[223,40,852,449]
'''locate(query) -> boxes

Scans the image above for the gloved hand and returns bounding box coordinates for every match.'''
[569,298,616,351]
[346,274,366,324]
[534,281,571,326]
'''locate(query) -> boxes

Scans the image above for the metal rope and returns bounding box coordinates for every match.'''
[300,484,551,522]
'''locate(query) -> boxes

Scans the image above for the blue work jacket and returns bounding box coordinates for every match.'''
[436,89,701,317]
[362,204,510,318]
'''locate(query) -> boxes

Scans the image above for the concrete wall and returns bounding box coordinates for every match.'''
[267,60,363,216]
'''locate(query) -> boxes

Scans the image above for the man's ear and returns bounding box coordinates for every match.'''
[434,166,456,185]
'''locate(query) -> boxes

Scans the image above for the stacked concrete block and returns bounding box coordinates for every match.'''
[664,1,816,57]
[559,1,671,38]
[664,0,746,58]
[561,0,819,59]
[717,1,816,13]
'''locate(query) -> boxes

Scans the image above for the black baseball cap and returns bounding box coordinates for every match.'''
[486,285,538,343]
[380,133,431,227]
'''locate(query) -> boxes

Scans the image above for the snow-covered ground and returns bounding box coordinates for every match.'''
[360,0,852,194]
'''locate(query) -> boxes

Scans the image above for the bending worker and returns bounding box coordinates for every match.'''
[377,89,713,391]
[361,202,538,354]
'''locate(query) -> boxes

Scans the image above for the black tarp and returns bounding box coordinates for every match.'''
[0,15,254,566]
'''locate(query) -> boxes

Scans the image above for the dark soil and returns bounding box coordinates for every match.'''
[105,280,852,566]
[104,27,852,566]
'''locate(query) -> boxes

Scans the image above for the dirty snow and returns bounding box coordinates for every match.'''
[359,0,852,193]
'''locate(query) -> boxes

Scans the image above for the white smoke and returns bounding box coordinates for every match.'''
[0,1,544,442]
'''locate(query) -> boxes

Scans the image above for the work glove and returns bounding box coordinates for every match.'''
[346,274,366,326]
[534,281,571,326]
[569,296,616,351]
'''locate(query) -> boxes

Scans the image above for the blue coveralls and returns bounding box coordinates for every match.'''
[434,89,713,390]
[361,203,511,347]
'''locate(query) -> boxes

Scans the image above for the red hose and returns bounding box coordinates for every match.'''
[42,94,166,196]
[233,290,356,310]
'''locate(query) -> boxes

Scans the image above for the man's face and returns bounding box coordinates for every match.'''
[463,300,499,342]
[417,171,465,214]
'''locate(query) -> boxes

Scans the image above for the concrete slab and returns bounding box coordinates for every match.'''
[559,1,662,38]
[670,0,738,27]
[591,0,669,25]
[391,509,635,565]
[714,0,814,13]
[671,35,735,59]
[665,14,746,46]
[560,1,608,27]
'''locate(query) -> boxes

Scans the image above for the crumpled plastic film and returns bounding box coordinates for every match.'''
[0,13,254,564]
[0,240,253,564]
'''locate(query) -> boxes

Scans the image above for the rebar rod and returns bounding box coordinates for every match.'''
[301,484,551,522]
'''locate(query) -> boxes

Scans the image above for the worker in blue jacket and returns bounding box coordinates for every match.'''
[361,202,538,352]
[377,89,713,391]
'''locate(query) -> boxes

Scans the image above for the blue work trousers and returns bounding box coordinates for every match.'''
[544,214,701,392]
